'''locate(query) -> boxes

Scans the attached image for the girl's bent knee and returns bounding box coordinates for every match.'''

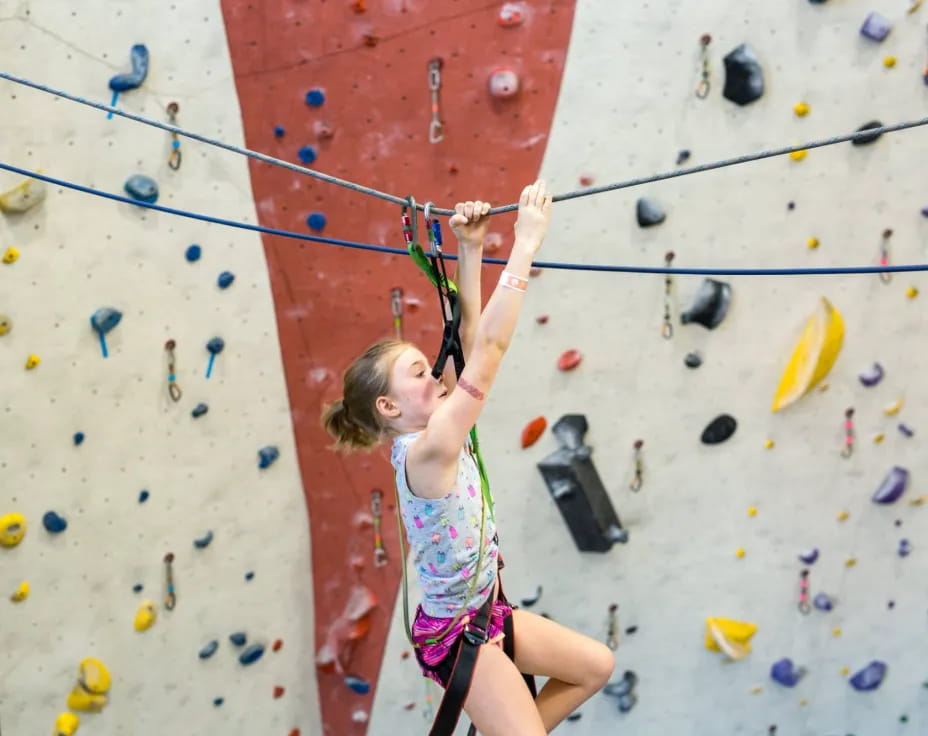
[587,642,616,690]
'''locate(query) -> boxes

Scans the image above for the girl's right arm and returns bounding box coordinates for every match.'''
[412,180,553,470]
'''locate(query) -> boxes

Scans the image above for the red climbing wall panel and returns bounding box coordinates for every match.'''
[220,1,576,733]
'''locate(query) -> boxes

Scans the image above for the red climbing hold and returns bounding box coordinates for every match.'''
[521,416,547,448]
[536,315,549,324]
[350,0,366,13]
[498,2,526,27]
[579,175,594,187]
[288,730,300,736]
[274,686,286,699]
[272,639,283,652]
[529,267,543,277]
[557,349,582,371]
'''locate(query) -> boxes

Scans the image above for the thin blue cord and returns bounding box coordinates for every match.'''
[2,160,927,277]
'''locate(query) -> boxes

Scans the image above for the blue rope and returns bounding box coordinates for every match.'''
[3,161,927,277]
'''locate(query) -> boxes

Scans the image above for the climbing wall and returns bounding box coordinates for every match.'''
[368,1,928,734]
[0,2,320,735]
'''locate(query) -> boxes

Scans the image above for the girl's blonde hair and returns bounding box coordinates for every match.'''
[321,338,408,452]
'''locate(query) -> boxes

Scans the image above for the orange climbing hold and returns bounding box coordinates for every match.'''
[272,639,283,652]
[274,686,285,699]
[557,349,582,371]
[521,416,547,448]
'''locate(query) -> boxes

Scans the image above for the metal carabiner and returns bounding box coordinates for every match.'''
[401,195,419,246]
[423,201,442,256]
[428,58,442,91]
[429,119,444,144]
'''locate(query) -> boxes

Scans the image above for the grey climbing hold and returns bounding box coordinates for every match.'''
[193,531,214,549]
[109,44,150,91]
[603,670,638,713]
[680,279,732,330]
[860,12,892,42]
[684,351,703,369]
[723,44,764,106]
[258,446,280,469]
[858,363,884,387]
[700,414,737,445]
[124,175,158,204]
[238,643,264,666]
[199,640,219,659]
[872,466,908,504]
[230,632,247,647]
[42,511,67,534]
[849,660,887,691]
[636,197,666,227]
[770,658,805,687]
[192,403,208,418]
[852,121,884,146]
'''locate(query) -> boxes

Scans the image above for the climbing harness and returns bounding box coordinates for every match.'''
[371,489,387,567]
[606,603,620,650]
[841,408,855,458]
[798,569,811,614]
[391,286,404,339]
[662,251,675,339]
[396,199,535,736]
[427,58,445,144]
[163,552,176,610]
[629,439,644,492]
[166,102,182,170]
[164,339,182,401]
[878,228,892,283]
[695,34,712,99]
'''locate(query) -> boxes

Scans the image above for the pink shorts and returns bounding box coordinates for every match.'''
[412,600,514,687]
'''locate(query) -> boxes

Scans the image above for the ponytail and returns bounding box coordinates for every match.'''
[321,397,380,452]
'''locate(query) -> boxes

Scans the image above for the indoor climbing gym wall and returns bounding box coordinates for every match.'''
[3,1,928,736]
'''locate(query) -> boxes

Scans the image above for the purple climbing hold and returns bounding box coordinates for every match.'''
[798,548,819,564]
[858,363,884,387]
[898,423,915,438]
[813,593,834,612]
[298,145,317,164]
[921,206,928,218]
[771,658,805,687]
[898,539,911,557]
[860,12,892,42]
[345,675,370,695]
[872,466,908,504]
[849,660,887,691]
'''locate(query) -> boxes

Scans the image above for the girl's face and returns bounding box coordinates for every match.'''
[379,345,448,432]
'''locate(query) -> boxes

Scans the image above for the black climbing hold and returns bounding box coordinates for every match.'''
[258,445,280,469]
[230,632,247,647]
[625,626,638,635]
[680,278,732,330]
[852,121,884,146]
[298,145,317,164]
[676,150,691,166]
[139,490,149,503]
[700,415,737,445]
[684,352,702,369]
[192,403,208,418]
[849,660,887,691]
[199,640,219,659]
[124,174,159,204]
[770,658,805,687]
[520,586,542,607]
[217,271,235,289]
[185,245,202,262]
[722,44,764,106]
[42,511,67,534]
[109,44,150,91]
[636,197,666,227]
[787,201,795,210]
[566,712,582,722]
[239,643,265,666]
[73,432,85,445]
[887,600,895,609]
[345,675,370,695]
[193,531,214,549]
[133,584,143,593]
[245,571,255,581]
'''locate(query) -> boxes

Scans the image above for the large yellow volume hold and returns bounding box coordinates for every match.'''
[66,658,111,712]
[0,174,47,213]
[772,297,844,412]
[705,617,758,660]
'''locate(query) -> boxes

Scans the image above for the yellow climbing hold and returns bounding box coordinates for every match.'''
[837,510,849,521]
[764,440,775,449]
[794,102,810,117]
[10,580,29,603]
[0,174,47,213]
[832,627,842,637]
[66,658,111,712]
[3,246,20,264]
[906,286,918,299]
[845,557,857,567]
[751,686,763,694]
[840,666,850,676]
[789,149,808,161]
[25,354,41,370]
[874,433,885,444]
[884,398,903,416]
[705,617,757,660]
[0,315,11,336]
[771,298,844,412]
[909,494,928,507]
[0,512,27,547]
[799,698,809,706]
[747,506,758,517]
[807,237,820,249]
[54,712,80,736]
[736,548,746,558]
[134,600,157,631]
[883,56,897,68]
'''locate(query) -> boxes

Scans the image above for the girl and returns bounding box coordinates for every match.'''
[322,180,615,735]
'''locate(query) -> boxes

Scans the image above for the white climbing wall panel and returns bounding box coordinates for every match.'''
[0,2,320,735]
[371,1,928,734]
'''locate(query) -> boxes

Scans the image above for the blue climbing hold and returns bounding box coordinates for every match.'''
[770,658,805,687]
[305,88,326,107]
[199,640,219,659]
[230,632,247,647]
[132,584,143,593]
[238,643,264,666]
[274,125,286,138]
[298,145,317,164]
[109,44,150,91]
[185,245,202,262]
[213,697,224,707]
[258,446,280,469]
[194,531,214,549]
[850,660,887,691]
[207,337,225,355]
[345,675,371,695]
[124,174,159,204]
[42,511,67,534]
[192,403,208,418]
[90,307,123,336]
[307,213,327,232]
[139,490,149,503]
[245,571,255,581]
[217,271,235,289]
[73,432,85,446]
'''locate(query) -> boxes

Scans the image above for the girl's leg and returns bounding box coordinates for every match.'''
[462,642,547,736]
[510,609,615,731]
